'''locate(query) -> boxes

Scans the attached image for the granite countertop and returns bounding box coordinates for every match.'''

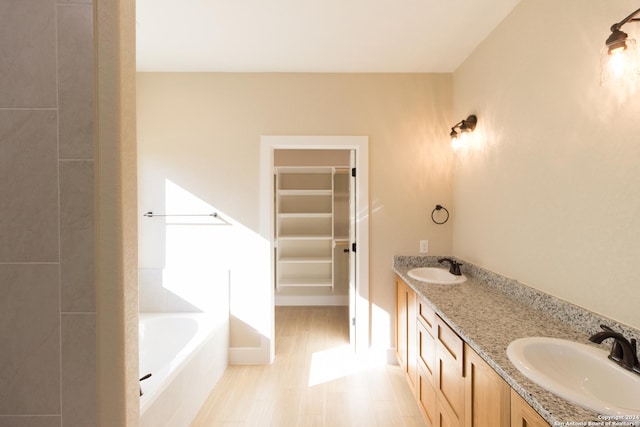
[393,256,640,427]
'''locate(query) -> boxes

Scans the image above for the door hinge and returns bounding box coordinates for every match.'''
[351,167,356,177]
[351,243,356,253]
[352,317,356,326]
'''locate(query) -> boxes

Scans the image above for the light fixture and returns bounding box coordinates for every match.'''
[601,7,640,85]
[450,115,477,139]
[449,114,478,150]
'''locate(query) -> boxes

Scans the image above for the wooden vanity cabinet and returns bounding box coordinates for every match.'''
[395,275,549,427]
[510,390,551,427]
[396,277,417,389]
[464,344,510,427]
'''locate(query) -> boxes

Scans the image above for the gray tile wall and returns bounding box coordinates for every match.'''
[0,0,96,425]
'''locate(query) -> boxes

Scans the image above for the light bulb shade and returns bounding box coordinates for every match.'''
[606,28,629,54]
[601,36,640,85]
[460,115,477,132]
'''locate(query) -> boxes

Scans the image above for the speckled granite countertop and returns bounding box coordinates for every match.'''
[393,256,640,426]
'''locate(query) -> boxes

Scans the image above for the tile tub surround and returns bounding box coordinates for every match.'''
[0,0,96,424]
[393,256,640,425]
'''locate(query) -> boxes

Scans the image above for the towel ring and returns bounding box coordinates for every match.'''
[431,205,449,225]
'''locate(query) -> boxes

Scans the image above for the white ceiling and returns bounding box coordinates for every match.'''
[136,0,521,73]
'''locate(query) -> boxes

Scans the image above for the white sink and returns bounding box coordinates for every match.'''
[407,267,467,285]
[507,336,640,415]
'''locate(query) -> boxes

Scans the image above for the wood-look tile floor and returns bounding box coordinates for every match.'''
[192,306,427,427]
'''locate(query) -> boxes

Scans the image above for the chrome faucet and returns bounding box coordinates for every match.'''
[589,325,640,374]
[438,258,462,276]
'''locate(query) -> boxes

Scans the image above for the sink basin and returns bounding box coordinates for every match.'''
[407,267,467,285]
[507,336,640,415]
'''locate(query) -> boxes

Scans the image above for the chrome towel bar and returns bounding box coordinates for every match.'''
[143,211,230,225]
[144,211,218,218]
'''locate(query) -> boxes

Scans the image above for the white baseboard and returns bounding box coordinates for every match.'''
[387,348,399,365]
[229,346,271,365]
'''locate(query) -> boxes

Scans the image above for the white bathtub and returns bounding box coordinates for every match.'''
[139,313,228,427]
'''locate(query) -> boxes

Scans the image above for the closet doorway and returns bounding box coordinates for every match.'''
[260,136,369,359]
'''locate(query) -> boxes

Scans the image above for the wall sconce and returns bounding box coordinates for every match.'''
[450,115,477,149]
[601,7,640,85]
[450,115,477,138]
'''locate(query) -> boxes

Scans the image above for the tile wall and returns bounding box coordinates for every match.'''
[0,0,96,426]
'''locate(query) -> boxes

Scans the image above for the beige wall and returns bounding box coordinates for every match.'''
[0,0,96,425]
[95,0,140,425]
[452,0,640,329]
[137,72,453,349]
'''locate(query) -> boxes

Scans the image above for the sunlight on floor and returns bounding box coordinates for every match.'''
[308,344,390,387]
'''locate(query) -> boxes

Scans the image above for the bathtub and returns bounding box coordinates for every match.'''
[139,313,228,427]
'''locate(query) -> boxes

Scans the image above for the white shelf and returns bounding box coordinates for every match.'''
[277,277,334,287]
[278,213,332,218]
[278,235,333,240]
[278,256,332,263]
[275,167,336,291]
[276,166,334,174]
[279,189,333,196]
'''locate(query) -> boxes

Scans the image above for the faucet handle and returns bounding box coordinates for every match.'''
[139,373,152,396]
[610,340,624,362]
[438,258,462,275]
[631,338,639,366]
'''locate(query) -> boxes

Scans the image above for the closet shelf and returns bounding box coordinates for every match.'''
[277,278,334,287]
[275,166,348,293]
[278,213,332,218]
[279,189,332,196]
[278,256,332,263]
[278,235,333,240]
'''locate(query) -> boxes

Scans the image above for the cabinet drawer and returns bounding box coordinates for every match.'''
[417,297,436,331]
[436,316,464,374]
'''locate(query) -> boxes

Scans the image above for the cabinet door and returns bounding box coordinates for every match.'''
[510,390,550,427]
[417,364,437,426]
[407,287,417,389]
[395,277,417,389]
[436,402,460,427]
[435,316,465,427]
[396,277,407,369]
[464,344,510,427]
[417,318,436,385]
